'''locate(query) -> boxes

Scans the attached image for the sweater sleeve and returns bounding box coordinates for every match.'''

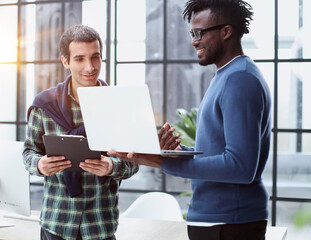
[109,156,139,180]
[23,108,46,176]
[162,72,266,184]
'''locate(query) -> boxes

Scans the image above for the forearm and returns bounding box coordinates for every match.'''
[162,151,259,184]
[109,156,139,180]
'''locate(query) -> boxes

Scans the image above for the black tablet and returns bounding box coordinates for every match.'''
[42,135,101,172]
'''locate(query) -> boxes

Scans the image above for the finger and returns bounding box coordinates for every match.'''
[107,150,117,156]
[43,162,71,176]
[47,155,67,163]
[84,159,102,165]
[158,123,171,140]
[160,129,178,149]
[164,136,181,150]
[80,162,111,176]
[163,122,171,131]
[171,139,181,149]
[162,127,175,141]
[79,165,100,175]
[82,159,110,170]
[159,131,173,148]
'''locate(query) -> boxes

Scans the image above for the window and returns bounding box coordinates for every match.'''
[1,1,310,239]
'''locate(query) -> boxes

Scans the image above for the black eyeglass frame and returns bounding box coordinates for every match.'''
[189,24,231,41]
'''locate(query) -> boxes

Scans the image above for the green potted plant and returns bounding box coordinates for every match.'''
[173,107,198,147]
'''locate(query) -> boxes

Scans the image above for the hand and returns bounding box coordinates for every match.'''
[107,150,163,168]
[37,155,71,176]
[79,155,113,176]
[158,122,182,150]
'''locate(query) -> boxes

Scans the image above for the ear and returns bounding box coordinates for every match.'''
[222,24,233,40]
[61,56,70,69]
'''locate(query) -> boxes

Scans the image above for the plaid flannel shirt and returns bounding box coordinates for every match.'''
[23,83,139,240]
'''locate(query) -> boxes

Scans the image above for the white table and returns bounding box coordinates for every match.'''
[0,212,287,240]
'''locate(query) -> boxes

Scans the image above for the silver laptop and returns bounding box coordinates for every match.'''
[77,85,202,156]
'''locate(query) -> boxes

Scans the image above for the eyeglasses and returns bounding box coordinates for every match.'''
[189,24,230,41]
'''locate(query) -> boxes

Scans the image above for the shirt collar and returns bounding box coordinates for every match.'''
[217,55,243,72]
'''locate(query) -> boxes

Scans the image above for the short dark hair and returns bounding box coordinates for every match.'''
[59,24,103,62]
[183,0,253,38]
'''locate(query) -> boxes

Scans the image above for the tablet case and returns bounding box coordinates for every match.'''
[42,135,101,172]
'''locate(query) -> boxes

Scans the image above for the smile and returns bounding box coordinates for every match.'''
[81,72,97,77]
[196,48,205,56]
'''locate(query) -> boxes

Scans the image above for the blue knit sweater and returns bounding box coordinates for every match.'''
[162,56,271,224]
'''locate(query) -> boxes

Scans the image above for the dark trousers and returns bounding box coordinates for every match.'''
[188,220,267,240]
[40,227,116,240]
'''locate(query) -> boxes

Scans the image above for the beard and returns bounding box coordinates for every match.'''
[198,44,224,66]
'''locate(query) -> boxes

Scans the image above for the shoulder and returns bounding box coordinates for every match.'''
[33,86,58,104]
[224,57,265,92]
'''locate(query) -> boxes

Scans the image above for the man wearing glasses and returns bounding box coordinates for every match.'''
[109,0,271,239]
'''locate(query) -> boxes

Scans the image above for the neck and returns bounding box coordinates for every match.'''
[216,44,244,69]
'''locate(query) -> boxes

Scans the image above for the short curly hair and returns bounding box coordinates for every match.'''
[59,24,103,62]
[183,0,253,39]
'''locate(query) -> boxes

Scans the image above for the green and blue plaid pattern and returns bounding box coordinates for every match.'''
[23,85,139,240]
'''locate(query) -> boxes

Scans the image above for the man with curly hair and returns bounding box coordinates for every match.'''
[109,1,271,239]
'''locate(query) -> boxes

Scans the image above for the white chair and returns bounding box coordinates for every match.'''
[120,192,184,221]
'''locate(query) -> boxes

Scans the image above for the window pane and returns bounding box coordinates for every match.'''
[263,154,273,197]
[256,63,274,125]
[277,133,311,199]
[116,64,145,86]
[278,132,311,154]
[277,202,311,240]
[119,166,162,191]
[98,62,106,84]
[31,3,62,61]
[166,63,216,123]
[0,124,16,141]
[0,6,17,62]
[243,0,274,59]
[117,0,163,61]
[21,2,82,62]
[278,0,311,59]
[19,125,27,142]
[32,63,64,96]
[82,0,107,60]
[0,0,17,4]
[167,0,195,60]
[278,63,311,129]
[21,0,65,3]
[19,64,36,122]
[302,134,311,152]
[145,64,163,126]
[0,65,17,121]
[21,4,36,62]
[146,0,164,60]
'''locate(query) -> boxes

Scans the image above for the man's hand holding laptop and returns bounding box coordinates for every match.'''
[107,122,181,168]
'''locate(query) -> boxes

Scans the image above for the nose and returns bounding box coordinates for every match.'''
[191,38,199,47]
[85,59,95,72]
